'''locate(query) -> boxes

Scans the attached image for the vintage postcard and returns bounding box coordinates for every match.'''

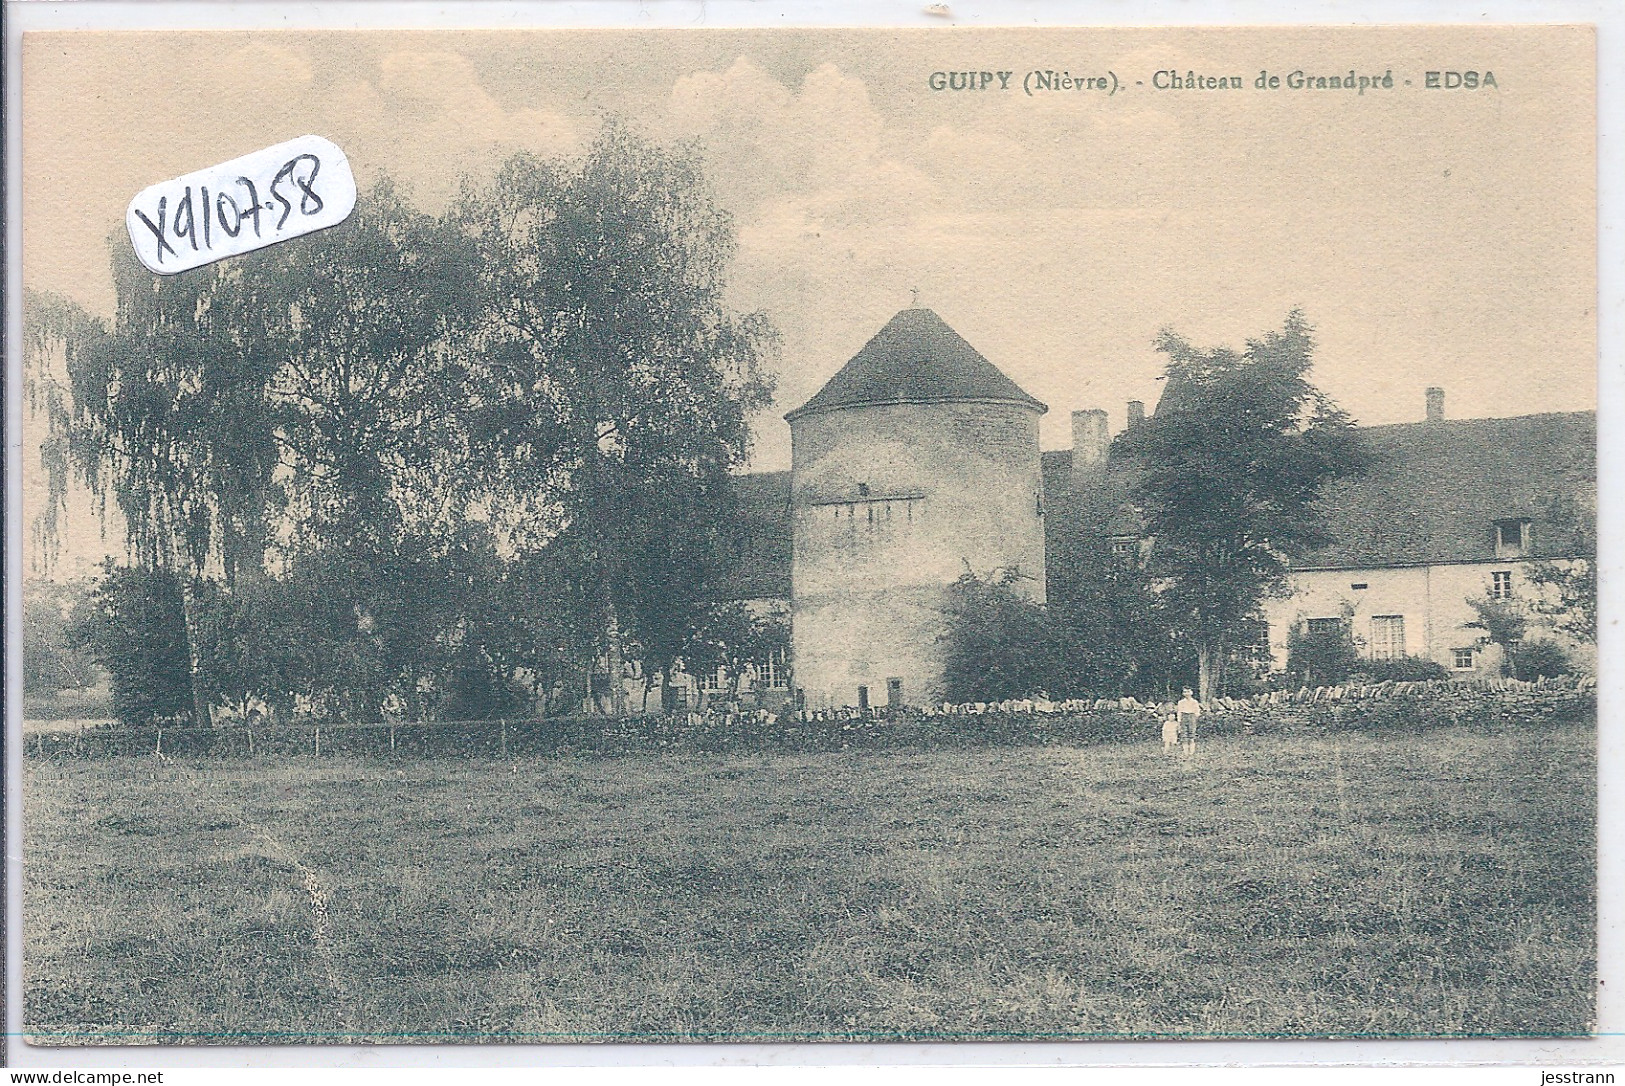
[11,20,1600,1053]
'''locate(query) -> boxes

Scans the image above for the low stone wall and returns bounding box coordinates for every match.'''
[933,673,1596,718]
[23,676,1594,761]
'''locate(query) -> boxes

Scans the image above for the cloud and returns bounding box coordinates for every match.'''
[328,50,576,205]
[376,50,573,154]
[21,31,1596,487]
[666,58,932,215]
[668,56,792,134]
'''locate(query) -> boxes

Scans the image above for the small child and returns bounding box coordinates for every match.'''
[1162,713,1180,754]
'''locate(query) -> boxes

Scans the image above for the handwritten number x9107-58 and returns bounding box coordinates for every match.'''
[132,154,324,264]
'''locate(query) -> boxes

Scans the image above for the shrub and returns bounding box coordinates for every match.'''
[1467,596,1528,675]
[70,565,194,727]
[1285,620,1360,686]
[436,649,533,722]
[1352,656,1449,683]
[1512,639,1571,681]
[941,570,1063,703]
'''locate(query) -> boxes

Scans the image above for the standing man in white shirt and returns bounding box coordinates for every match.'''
[1176,687,1203,757]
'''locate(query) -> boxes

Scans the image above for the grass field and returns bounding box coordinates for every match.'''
[24,721,1594,1044]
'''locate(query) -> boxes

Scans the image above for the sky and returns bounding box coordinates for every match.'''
[20,25,1597,573]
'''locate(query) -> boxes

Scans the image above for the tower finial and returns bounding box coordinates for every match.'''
[910,287,920,308]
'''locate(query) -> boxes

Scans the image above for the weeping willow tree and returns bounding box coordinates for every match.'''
[24,248,284,726]
[22,290,104,575]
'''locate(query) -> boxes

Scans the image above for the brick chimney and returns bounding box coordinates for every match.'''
[1072,409,1109,491]
[1426,387,1445,422]
[1127,400,1146,427]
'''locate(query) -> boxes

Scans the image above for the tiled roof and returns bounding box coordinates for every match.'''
[1295,412,1594,568]
[785,308,1046,421]
[714,469,791,600]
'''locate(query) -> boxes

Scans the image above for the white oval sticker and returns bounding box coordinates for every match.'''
[125,134,358,275]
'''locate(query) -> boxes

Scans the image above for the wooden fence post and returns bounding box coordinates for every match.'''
[247,728,255,756]
[156,730,163,758]
[390,725,396,753]
[500,718,507,757]
[315,726,321,757]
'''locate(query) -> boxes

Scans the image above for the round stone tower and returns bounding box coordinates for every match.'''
[785,308,1048,710]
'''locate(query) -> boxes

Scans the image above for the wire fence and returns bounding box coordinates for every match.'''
[26,716,581,760]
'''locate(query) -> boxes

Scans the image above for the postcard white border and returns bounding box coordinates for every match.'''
[4,0,1621,1071]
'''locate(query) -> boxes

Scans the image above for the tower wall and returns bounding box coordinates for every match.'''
[788,400,1046,709]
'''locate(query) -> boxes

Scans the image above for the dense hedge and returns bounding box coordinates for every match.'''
[23,682,1595,761]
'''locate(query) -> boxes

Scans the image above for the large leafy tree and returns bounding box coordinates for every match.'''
[453,125,777,712]
[244,177,483,554]
[1115,311,1367,700]
[1047,538,1186,699]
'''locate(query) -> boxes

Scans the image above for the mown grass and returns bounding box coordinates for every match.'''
[24,721,1593,1044]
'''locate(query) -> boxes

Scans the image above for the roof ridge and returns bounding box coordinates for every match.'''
[1355,409,1595,431]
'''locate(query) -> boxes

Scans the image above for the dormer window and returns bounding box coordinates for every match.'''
[1494,518,1530,558]
[1110,535,1138,559]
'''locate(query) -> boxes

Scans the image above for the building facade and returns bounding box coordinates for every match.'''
[1264,557,1588,677]
[784,309,1048,709]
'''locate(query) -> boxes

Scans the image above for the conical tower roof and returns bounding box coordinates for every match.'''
[1153,367,1200,417]
[785,308,1047,422]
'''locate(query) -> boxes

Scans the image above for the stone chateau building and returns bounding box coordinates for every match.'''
[716,308,1596,709]
[783,308,1048,711]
